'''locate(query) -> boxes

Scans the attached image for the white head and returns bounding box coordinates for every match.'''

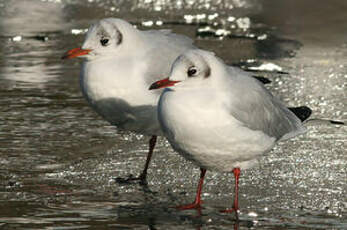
[149,49,225,90]
[62,18,141,60]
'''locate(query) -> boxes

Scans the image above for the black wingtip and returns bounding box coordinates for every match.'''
[329,120,345,125]
[288,106,312,122]
[253,76,272,84]
[289,107,345,125]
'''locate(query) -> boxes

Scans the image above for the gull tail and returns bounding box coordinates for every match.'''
[288,106,345,125]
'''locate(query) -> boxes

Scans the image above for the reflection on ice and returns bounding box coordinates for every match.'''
[132,0,254,11]
[2,63,61,87]
[249,62,283,72]
[0,0,67,35]
[71,28,88,35]
[0,0,67,89]
[11,35,22,42]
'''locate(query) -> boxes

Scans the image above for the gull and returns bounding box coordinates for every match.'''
[62,18,271,184]
[62,18,196,183]
[149,49,313,218]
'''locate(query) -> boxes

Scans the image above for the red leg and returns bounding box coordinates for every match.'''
[176,168,207,210]
[221,167,241,219]
[116,135,157,184]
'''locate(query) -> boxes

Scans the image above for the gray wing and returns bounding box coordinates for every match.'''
[141,30,196,91]
[145,29,194,47]
[226,67,305,141]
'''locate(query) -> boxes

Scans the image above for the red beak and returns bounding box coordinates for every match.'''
[149,78,180,90]
[61,47,92,59]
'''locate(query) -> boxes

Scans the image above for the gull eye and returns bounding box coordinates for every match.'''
[187,66,197,77]
[100,38,109,46]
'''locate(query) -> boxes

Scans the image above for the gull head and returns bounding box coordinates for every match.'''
[149,49,218,90]
[62,18,138,60]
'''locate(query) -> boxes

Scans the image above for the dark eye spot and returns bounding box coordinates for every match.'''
[187,66,197,77]
[100,38,109,46]
[116,30,122,45]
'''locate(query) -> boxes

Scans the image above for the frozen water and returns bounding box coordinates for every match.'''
[0,0,346,229]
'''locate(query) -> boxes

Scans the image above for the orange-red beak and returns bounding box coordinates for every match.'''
[61,47,92,59]
[149,78,180,90]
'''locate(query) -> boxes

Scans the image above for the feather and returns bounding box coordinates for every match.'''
[226,67,306,140]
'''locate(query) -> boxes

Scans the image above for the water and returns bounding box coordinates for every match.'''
[0,0,346,229]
